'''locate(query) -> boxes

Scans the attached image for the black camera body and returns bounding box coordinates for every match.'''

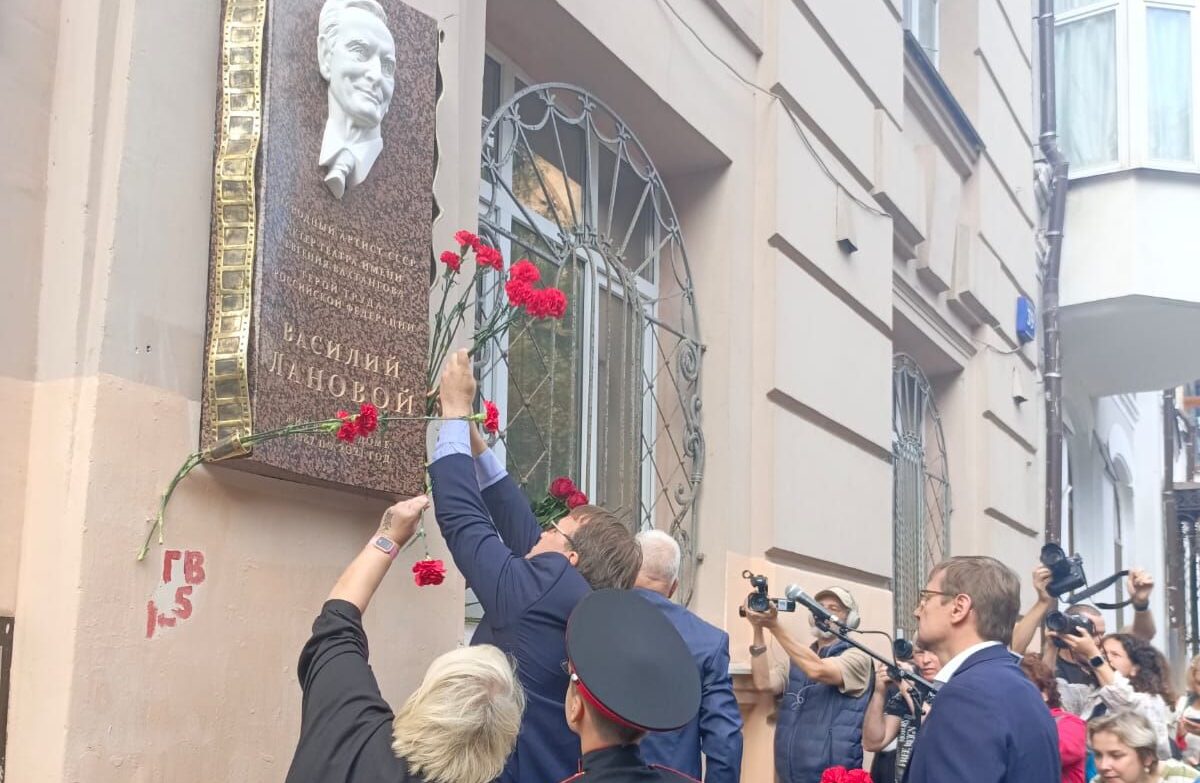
[737,570,797,616]
[1041,543,1088,598]
[1045,609,1096,649]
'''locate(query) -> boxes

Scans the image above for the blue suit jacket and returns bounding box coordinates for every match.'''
[429,453,587,783]
[635,588,743,783]
[906,644,1060,783]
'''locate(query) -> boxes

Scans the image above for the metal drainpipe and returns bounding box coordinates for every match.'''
[1038,0,1070,543]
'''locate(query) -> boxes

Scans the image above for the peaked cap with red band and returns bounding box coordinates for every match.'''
[566,588,701,732]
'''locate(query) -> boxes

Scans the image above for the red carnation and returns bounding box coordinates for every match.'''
[844,771,872,783]
[549,476,576,499]
[541,287,567,319]
[336,409,359,442]
[412,558,446,587]
[356,402,379,435]
[566,491,588,509]
[439,250,462,272]
[505,279,534,308]
[476,244,504,271]
[454,230,481,251]
[482,399,500,434]
[509,259,541,284]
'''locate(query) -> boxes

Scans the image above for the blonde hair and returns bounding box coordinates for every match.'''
[391,644,525,783]
[1088,711,1159,773]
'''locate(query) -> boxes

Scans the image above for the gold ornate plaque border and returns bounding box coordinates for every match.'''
[206,0,265,448]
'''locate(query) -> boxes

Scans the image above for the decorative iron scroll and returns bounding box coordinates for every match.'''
[204,0,265,448]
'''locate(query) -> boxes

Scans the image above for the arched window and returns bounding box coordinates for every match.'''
[892,355,951,637]
[474,61,705,600]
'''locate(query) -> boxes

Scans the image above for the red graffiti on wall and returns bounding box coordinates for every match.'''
[146,549,206,639]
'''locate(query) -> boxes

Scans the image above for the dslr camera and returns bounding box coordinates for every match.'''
[737,570,797,616]
[1045,609,1096,649]
[1040,542,1087,598]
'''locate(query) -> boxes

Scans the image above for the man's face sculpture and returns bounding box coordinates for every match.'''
[321,6,396,129]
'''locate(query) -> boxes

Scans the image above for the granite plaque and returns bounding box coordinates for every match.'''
[200,0,436,496]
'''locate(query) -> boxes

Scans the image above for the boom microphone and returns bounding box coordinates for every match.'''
[784,584,842,628]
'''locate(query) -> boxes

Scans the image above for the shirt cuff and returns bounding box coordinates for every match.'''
[433,419,471,461]
[474,448,508,490]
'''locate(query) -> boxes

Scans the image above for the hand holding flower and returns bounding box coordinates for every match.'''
[378,494,430,547]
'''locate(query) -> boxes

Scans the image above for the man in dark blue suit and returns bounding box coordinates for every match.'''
[906,555,1060,783]
[634,530,743,782]
[428,349,643,783]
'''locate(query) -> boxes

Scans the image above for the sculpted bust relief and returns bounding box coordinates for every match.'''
[317,0,396,199]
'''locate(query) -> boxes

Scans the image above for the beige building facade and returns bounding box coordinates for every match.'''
[1,0,1045,780]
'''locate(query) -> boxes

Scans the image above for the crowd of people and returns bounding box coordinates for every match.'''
[281,349,1200,783]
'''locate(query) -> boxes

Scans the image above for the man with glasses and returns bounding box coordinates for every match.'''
[906,556,1059,783]
[429,349,643,783]
[744,585,874,783]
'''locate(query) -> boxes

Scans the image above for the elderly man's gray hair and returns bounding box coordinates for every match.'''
[636,529,681,585]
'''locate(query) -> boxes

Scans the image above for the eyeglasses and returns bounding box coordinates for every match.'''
[550,519,578,550]
[917,589,953,608]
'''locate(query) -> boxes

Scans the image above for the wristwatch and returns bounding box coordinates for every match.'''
[1132,600,1150,612]
[749,644,768,657]
[1088,654,1106,669]
[372,535,399,559]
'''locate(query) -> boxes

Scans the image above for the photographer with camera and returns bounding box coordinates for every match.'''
[1010,544,1156,685]
[744,580,874,783]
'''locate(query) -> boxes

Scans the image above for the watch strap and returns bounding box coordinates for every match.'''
[373,536,399,559]
[749,644,768,657]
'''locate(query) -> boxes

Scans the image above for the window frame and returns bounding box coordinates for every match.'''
[1057,0,1200,177]
[904,0,940,65]
[479,48,662,521]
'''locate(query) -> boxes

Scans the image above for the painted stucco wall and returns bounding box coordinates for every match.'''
[3,0,1045,780]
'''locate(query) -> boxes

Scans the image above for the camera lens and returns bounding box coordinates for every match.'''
[1044,610,1068,634]
[748,594,770,613]
[1040,543,1066,567]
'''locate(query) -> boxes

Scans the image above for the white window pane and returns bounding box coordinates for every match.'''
[905,0,938,61]
[1147,8,1193,161]
[917,0,937,59]
[1056,12,1118,167]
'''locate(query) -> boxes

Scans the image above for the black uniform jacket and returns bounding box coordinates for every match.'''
[560,745,701,782]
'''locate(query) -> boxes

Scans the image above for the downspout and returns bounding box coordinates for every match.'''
[1163,391,1189,658]
[1038,0,1070,543]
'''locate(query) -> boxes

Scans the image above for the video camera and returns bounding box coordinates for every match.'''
[737,570,797,617]
[1040,543,1088,597]
[1045,609,1097,649]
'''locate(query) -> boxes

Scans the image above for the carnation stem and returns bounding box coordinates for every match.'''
[138,414,471,561]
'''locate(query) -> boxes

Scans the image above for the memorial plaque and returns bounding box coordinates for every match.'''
[200,0,436,496]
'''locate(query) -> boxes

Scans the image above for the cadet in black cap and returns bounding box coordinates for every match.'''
[560,588,704,782]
